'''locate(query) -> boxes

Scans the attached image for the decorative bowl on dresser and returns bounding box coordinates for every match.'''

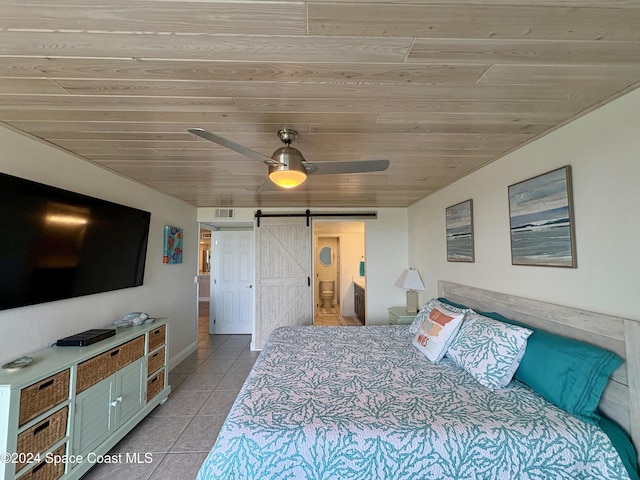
[0,320,171,480]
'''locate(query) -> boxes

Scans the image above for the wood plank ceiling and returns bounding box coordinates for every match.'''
[1,0,639,208]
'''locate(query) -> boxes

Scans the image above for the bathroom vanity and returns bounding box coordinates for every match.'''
[353,278,365,324]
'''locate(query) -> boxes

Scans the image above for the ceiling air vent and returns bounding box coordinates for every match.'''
[215,208,235,219]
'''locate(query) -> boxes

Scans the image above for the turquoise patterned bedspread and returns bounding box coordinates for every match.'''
[197,326,630,480]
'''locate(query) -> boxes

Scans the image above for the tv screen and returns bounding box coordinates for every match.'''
[0,172,151,311]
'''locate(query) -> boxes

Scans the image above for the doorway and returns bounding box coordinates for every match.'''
[210,229,254,335]
[316,235,340,316]
[313,221,365,326]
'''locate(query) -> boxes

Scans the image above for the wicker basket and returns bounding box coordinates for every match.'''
[147,347,165,376]
[19,370,70,427]
[147,370,165,402]
[148,325,166,352]
[76,336,144,394]
[20,444,66,480]
[113,335,144,370]
[16,407,68,471]
[75,349,111,394]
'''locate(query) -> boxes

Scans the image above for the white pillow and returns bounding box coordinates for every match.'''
[447,311,533,390]
[410,299,468,335]
[412,305,467,363]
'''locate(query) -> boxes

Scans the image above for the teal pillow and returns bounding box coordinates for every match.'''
[599,416,639,480]
[480,311,623,424]
[437,297,469,310]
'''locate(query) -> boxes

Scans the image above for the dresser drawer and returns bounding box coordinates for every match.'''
[77,336,144,394]
[147,347,165,376]
[76,350,111,394]
[19,370,70,427]
[19,443,66,480]
[146,370,165,402]
[148,325,166,352]
[113,336,145,371]
[16,407,68,471]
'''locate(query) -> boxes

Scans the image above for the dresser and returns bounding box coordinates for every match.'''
[0,320,171,480]
[388,306,417,325]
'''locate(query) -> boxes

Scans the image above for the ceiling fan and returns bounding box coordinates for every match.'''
[188,128,390,191]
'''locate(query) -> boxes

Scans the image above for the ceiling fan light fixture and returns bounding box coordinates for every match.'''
[268,146,307,189]
[269,168,307,189]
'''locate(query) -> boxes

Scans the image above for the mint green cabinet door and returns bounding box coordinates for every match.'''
[72,359,144,460]
[73,376,113,457]
[114,359,144,426]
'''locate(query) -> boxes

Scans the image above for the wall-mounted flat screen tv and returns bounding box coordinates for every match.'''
[0,172,151,311]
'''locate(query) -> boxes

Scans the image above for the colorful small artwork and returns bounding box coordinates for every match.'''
[163,225,183,264]
[508,166,576,267]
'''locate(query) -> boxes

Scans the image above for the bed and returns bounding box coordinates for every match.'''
[196,282,640,480]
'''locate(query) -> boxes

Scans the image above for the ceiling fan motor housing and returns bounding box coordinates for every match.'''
[268,146,308,188]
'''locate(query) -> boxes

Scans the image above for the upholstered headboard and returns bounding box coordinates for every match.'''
[439,281,640,462]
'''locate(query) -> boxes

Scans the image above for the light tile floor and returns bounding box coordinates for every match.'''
[314,306,363,326]
[81,306,257,480]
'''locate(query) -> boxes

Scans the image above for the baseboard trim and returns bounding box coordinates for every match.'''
[168,340,197,372]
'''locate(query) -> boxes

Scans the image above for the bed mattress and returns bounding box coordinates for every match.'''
[197,325,630,480]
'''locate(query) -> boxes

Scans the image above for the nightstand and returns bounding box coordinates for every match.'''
[388,306,418,325]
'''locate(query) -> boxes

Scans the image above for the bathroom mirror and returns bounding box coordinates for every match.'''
[319,246,333,266]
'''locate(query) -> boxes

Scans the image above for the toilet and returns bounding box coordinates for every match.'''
[320,281,334,309]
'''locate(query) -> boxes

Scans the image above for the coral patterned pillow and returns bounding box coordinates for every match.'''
[447,311,533,390]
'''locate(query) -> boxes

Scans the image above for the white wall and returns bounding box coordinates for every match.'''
[0,125,199,366]
[364,209,409,323]
[198,207,409,325]
[408,87,640,321]
[335,230,364,317]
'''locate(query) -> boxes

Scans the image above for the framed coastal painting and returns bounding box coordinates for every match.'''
[163,225,183,264]
[508,166,576,267]
[446,199,474,262]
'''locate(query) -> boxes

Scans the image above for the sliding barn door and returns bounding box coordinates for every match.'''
[254,217,312,349]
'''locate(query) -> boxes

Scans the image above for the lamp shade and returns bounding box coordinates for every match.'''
[394,268,426,291]
[395,268,425,314]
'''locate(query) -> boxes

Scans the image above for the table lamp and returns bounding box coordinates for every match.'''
[394,268,426,313]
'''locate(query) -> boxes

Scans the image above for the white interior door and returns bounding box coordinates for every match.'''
[211,229,254,334]
[254,217,312,349]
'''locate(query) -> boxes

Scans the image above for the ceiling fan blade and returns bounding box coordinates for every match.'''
[256,179,279,193]
[304,159,389,175]
[188,128,281,166]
